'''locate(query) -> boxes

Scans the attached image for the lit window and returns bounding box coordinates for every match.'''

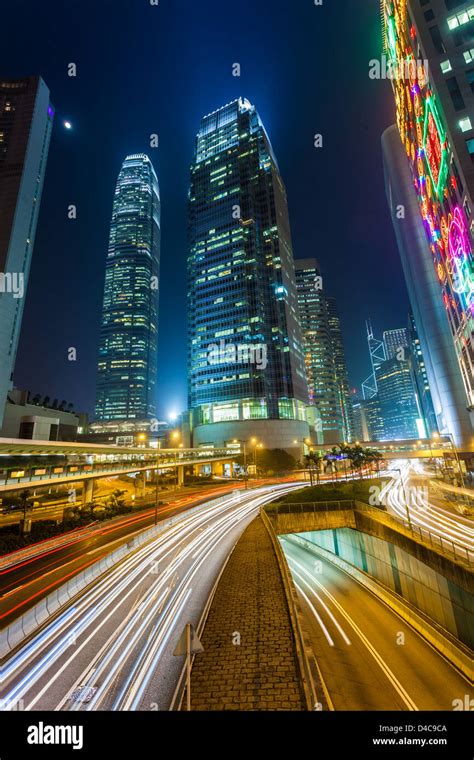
[464,48,474,63]
[448,7,474,30]
[440,59,452,73]
[459,116,472,132]
[466,137,474,161]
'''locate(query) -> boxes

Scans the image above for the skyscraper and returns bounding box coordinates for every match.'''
[362,321,387,400]
[95,154,160,422]
[380,1,474,448]
[0,76,53,432]
[295,260,343,444]
[383,327,409,360]
[187,98,309,452]
[407,309,438,436]
[326,296,355,442]
[376,357,421,440]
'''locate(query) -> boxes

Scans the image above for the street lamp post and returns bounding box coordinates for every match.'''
[233,439,248,488]
[154,440,161,526]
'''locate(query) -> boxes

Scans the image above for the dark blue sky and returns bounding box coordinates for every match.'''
[3,0,408,419]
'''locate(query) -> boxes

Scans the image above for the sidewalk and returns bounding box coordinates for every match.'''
[189,515,305,710]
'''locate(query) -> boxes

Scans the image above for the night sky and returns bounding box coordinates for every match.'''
[2,0,409,420]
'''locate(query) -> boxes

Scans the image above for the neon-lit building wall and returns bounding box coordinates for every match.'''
[381,0,474,445]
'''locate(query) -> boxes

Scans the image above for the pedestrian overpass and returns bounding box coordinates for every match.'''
[0,438,240,494]
[0,436,468,496]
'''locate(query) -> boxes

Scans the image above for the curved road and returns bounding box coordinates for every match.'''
[1,483,302,712]
[281,536,471,711]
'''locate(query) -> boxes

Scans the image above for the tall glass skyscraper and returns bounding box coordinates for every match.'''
[380,0,474,448]
[95,154,160,422]
[376,357,421,440]
[326,296,355,442]
[383,328,409,360]
[187,98,309,451]
[294,259,353,443]
[0,77,54,432]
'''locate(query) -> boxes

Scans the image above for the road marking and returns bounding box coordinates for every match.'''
[294,581,335,646]
[290,555,419,711]
[291,566,351,645]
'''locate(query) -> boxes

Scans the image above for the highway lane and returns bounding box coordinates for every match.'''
[1,483,303,711]
[380,463,474,561]
[281,536,471,711]
[0,483,249,626]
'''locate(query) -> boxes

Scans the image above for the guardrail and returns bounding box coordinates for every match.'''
[0,489,244,659]
[260,507,326,711]
[0,449,241,490]
[266,500,473,566]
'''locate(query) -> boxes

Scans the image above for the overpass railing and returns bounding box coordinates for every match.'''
[0,447,239,489]
[265,500,473,566]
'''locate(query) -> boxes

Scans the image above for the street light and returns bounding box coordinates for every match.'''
[233,439,249,489]
[254,442,263,473]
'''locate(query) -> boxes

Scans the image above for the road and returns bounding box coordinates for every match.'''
[1,483,302,711]
[0,483,254,627]
[281,536,471,711]
[380,462,474,562]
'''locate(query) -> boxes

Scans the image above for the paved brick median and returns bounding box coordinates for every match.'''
[189,514,305,710]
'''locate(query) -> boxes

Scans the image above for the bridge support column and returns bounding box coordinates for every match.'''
[177,465,185,487]
[82,479,95,507]
[135,473,146,498]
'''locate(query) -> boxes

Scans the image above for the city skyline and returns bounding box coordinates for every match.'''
[0,0,473,735]
[3,0,410,419]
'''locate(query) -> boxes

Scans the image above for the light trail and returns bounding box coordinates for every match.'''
[381,463,474,559]
[1,483,302,712]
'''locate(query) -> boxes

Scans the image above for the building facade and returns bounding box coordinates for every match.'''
[381,0,474,448]
[376,357,421,440]
[294,260,343,443]
[187,98,309,452]
[383,327,409,359]
[407,308,438,435]
[326,295,355,442]
[95,154,160,423]
[0,76,54,432]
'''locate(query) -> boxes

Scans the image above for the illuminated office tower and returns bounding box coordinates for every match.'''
[326,295,355,442]
[294,260,343,444]
[95,154,160,422]
[0,77,53,432]
[380,1,474,448]
[383,327,409,359]
[376,357,420,440]
[187,98,309,452]
[407,309,438,436]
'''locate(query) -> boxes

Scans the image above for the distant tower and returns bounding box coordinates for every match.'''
[383,328,408,360]
[326,296,354,442]
[295,260,343,443]
[95,154,160,422]
[362,320,386,400]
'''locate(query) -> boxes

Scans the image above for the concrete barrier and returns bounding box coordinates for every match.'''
[287,533,473,680]
[0,489,246,659]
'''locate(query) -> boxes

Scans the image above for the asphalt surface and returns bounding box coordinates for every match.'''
[281,536,471,711]
[1,483,303,711]
[0,484,245,626]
